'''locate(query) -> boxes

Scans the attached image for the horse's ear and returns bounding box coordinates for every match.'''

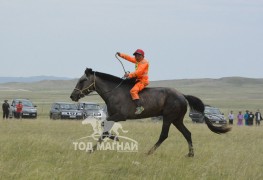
[85,68,93,75]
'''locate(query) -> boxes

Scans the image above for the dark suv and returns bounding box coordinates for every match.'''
[9,99,37,118]
[77,102,102,119]
[189,105,227,124]
[49,102,84,120]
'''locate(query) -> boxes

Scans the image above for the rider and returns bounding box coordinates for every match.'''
[117,49,149,115]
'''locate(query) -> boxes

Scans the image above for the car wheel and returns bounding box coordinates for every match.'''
[199,116,205,123]
[51,113,58,120]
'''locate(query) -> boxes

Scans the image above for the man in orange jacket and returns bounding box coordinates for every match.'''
[117,49,149,114]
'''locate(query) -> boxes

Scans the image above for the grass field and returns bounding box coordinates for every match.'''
[0,77,263,179]
[1,118,263,180]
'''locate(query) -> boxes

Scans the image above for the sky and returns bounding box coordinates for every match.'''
[0,0,263,81]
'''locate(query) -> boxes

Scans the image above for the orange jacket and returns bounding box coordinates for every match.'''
[120,53,149,85]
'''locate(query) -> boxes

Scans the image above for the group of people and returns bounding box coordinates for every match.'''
[2,100,23,119]
[228,110,263,126]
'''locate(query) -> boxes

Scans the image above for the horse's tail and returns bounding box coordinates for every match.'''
[183,95,205,113]
[184,95,231,134]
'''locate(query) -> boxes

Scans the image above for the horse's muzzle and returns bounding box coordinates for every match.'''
[70,91,85,101]
[70,94,78,102]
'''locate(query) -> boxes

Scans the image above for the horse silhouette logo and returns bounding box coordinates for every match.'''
[82,116,128,141]
[82,117,103,140]
[73,109,138,152]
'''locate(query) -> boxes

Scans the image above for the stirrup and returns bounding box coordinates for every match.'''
[135,106,144,115]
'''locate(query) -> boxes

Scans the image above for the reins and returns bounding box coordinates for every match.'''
[74,71,125,96]
[75,54,128,96]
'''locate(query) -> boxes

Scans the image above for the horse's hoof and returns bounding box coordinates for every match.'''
[146,152,152,155]
[147,150,154,155]
[185,153,194,157]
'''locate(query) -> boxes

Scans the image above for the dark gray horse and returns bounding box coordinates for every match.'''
[70,68,231,156]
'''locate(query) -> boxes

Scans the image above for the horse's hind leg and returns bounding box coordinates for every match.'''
[147,120,171,155]
[173,121,194,157]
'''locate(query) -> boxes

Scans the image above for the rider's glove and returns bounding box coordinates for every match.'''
[124,72,129,78]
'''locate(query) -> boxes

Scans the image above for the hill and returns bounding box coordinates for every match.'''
[0,77,263,95]
[150,77,263,88]
[0,76,263,92]
[0,76,72,84]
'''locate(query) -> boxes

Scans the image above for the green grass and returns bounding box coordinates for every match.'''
[0,118,263,180]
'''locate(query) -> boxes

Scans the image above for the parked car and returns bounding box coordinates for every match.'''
[189,105,227,124]
[49,102,84,120]
[77,102,102,119]
[9,99,37,119]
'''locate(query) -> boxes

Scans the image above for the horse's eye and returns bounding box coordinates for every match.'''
[80,78,87,83]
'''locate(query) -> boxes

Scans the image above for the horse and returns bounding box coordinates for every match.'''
[70,68,231,156]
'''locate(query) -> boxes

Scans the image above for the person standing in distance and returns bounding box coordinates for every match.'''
[255,109,263,126]
[228,110,234,125]
[116,49,149,115]
[2,100,10,119]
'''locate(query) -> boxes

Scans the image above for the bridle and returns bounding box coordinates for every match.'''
[73,72,96,96]
[74,71,125,97]
[74,82,95,96]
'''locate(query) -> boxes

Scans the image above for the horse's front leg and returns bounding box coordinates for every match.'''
[147,120,171,155]
[106,113,126,141]
[89,137,103,153]
[102,120,119,141]
[89,131,119,153]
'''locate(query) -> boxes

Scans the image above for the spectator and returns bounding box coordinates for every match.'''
[237,111,243,126]
[2,100,10,119]
[228,110,234,125]
[244,110,249,126]
[248,111,254,126]
[255,109,262,126]
[16,101,23,119]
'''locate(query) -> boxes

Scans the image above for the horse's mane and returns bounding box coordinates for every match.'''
[87,69,136,85]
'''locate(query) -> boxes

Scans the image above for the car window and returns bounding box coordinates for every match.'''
[14,100,33,107]
[60,104,78,110]
[78,103,84,109]
[23,101,33,107]
[84,104,100,110]
[53,104,59,109]
[205,107,221,114]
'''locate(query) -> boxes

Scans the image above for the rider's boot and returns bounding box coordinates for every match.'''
[134,99,144,115]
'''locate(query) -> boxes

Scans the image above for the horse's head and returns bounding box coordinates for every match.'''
[70,68,95,102]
